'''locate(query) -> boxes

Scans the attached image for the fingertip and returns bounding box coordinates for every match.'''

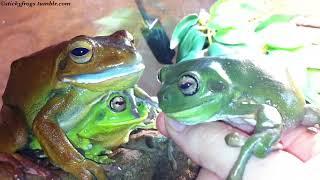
[156,112,170,137]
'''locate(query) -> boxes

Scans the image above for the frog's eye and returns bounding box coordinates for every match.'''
[110,96,126,112]
[69,40,93,64]
[157,69,162,83]
[178,74,199,96]
[157,66,169,83]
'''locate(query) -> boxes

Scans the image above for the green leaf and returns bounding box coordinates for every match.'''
[179,50,203,62]
[240,2,257,12]
[170,14,199,49]
[265,43,303,52]
[176,27,206,62]
[209,0,229,18]
[255,14,295,32]
[214,27,251,45]
[208,0,262,29]
[94,8,143,38]
[208,42,246,57]
[257,23,305,50]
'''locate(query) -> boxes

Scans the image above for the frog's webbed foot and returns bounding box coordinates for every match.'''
[83,145,115,164]
[0,152,52,179]
[227,104,282,180]
[90,154,114,164]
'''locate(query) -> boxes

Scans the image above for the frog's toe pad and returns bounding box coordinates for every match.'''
[225,132,247,147]
[96,156,114,164]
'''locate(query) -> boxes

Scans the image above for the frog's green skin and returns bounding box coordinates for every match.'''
[30,91,151,163]
[157,57,320,180]
[0,30,146,179]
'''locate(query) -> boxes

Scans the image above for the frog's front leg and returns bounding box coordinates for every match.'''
[134,85,160,121]
[32,93,106,180]
[227,104,282,180]
[134,85,159,110]
[125,88,140,118]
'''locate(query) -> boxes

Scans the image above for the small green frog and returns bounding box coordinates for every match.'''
[30,91,154,163]
[157,57,320,180]
[0,30,146,179]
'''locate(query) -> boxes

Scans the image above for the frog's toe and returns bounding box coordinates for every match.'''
[96,155,114,164]
[225,132,247,147]
[83,160,106,180]
[65,159,106,180]
[252,143,269,158]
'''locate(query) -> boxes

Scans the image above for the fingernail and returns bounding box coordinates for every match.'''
[167,119,186,132]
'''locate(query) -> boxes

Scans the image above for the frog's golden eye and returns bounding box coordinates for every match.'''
[69,40,93,64]
[178,74,199,96]
[110,96,126,112]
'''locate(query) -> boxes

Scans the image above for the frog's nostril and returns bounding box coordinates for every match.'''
[162,94,168,101]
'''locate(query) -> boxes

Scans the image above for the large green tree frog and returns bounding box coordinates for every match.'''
[30,90,154,164]
[0,30,147,179]
[157,57,320,180]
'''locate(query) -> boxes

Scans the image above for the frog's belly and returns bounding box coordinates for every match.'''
[85,132,130,150]
[209,115,257,134]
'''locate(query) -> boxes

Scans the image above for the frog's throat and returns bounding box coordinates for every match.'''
[165,101,216,125]
[62,62,145,84]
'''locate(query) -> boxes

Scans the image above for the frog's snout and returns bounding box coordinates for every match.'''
[158,91,169,106]
[160,94,168,102]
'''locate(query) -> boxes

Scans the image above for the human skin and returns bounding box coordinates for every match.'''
[156,112,320,180]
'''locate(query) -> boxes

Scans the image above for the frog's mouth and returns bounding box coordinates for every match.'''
[62,62,145,84]
[165,101,216,125]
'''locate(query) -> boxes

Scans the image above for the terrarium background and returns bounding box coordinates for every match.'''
[0,0,320,107]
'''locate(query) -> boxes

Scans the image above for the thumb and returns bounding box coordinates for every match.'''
[156,112,240,178]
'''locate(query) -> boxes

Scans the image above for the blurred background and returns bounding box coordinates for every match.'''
[0,0,320,107]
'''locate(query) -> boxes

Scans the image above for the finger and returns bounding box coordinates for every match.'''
[163,115,309,179]
[196,168,222,180]
[281,127,320,161]
[164,116,242,178]
[156,112,170,137]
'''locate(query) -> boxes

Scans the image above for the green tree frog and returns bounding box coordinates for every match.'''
[30,91,154,164]
[157,57,320,180]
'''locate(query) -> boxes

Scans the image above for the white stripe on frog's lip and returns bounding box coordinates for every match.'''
[62,62,145,84]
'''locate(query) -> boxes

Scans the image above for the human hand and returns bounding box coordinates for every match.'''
[156,112,320,180]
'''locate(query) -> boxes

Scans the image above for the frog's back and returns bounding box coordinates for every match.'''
[217,58,306,127]
[3,41,68,123]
